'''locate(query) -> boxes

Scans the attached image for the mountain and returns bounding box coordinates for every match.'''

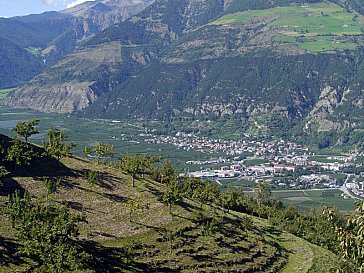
[0,0,154,89]
[5,0,364,145]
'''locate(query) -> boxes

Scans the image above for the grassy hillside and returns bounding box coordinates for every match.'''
[212,2,363,52]
[0,140,336,272]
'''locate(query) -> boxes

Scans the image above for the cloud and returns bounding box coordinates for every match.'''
[66,0,94,8]
[42,0,57,4]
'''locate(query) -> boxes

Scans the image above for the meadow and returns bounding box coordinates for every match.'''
[0,105,358,211]
[0,89,15,100]
[212,2,364,52]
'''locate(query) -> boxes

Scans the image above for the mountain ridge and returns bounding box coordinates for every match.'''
[0,0,154,89]
[4,0,364,146]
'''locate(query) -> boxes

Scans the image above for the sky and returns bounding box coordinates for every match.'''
[0,0,95,18]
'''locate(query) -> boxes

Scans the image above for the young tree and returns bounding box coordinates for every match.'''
[220,190,239,214]
[18,205,86,272]
[119,155,154,187]
[161,229,181,254]
[192,180,220,210]
[7,190,31,228]
[12,118,40,143]
[84,170,100,186]
[255,181,272,206]
[83,143,114,164]
[43,177,60,202]
[94,142,114,164]
[6,137,33,169]
[160,160,177,184]
[120,155,140,187]
[44,129,75,166]
[163,180,182,214]
[83,146,92,159]
[126,195,149,222]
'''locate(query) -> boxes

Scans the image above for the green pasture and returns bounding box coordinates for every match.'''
[298,38,357,52]
[25,47,42,57]
[0,89,15,99]
[212,2,363,52]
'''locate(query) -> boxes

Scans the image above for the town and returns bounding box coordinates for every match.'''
[144,132,364,199]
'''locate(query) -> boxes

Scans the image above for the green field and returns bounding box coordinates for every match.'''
[272,189,355,211]
[25,47,42,57]
[212,3,363,52]
[0,89,15,99]
[0,105,209,171]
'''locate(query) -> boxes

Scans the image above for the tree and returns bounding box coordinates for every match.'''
[126,195,149,222]
[84,170,100,186]
[163,180,182,214]
[7,190,31,228]
[83,146,92,159]
[94,142,114,163]
[120,155,139,187]
[119,155,154,187]
[160,160,177,184]
[12,118,40,143]
[161,229,181,254]
[220,190,239,214]
[6,136,33,169]
[255,181,272,206]
[43,177,60,201]
[83,143,114,164]
[44,129,75,166]
[192,180,220,210]
[6,193,87,272]
[22,206,86,272]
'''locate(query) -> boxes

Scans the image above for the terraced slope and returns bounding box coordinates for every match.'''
[0,145,335,272]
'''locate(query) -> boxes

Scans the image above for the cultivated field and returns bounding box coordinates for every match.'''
[272,189,355,211]
[0,105,208,171]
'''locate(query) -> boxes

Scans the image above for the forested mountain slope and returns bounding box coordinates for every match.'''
[5,0,364,145]
[0,0,154,89]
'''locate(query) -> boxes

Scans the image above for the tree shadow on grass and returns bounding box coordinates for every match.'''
[0,177,25,196]
[143,183,163,200]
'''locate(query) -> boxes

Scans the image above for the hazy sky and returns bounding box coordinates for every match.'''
[0,0,95,17]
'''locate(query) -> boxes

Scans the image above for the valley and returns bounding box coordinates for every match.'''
[0,105,360,211]
[2,0,364,271]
